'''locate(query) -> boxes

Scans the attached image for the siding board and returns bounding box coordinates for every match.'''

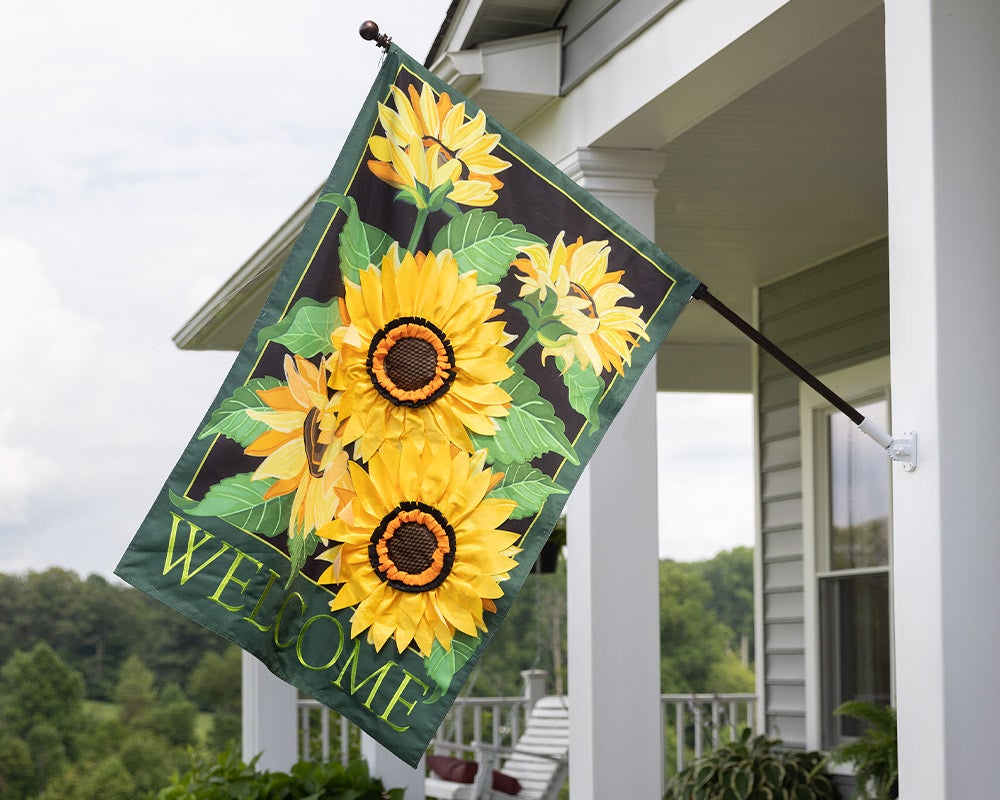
[758,239,889,743]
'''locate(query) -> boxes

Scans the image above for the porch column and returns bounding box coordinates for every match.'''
[884,2,1000,798]
[360,735,425,799]
[241,653,297,771]
[560,148,665,800]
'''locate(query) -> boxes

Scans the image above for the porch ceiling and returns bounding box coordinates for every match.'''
[647,8,888,388]
[176,6,888,395]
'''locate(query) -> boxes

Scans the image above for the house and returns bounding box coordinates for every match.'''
[176,0,1000,797]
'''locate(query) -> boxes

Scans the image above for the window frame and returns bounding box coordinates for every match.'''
[800,356,894,756]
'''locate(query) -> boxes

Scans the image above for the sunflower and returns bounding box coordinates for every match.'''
[513,232,650,376]
[316,440,519,656]
[368,81,511,208]
[328,244,514,462]
[244,354,352,537]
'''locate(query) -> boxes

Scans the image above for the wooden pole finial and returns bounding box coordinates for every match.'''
[359,20,392,52]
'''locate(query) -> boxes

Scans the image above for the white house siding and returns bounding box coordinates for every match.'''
[756,239,889,748]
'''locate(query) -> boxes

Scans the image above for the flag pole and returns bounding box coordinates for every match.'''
[692,283,916,470]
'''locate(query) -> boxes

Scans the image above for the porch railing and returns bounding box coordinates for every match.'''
[297,676,756,782]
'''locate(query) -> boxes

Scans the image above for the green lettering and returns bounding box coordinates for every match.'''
[243,569,282,632]
[332,640,396,710]
[208,550,263,612]
[273,592,306,649]
[377,670,430,732]
[162,513,232,585]
[296,614,345,671]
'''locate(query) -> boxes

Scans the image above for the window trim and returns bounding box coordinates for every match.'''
[800,356,893,755]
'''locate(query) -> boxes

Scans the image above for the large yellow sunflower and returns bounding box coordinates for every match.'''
[368,81,511,208]
[245,354,352,538]
[316,441,519,656]
[513,232,650,376]
[328,244,514,462]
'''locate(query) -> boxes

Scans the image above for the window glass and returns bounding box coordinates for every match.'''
[828,399,890,570]
[820,573,892,747]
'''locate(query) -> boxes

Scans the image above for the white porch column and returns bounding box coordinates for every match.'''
[241,653,297,771]
[560,148,665,800]
[360,735,425,799]
[884,2,1000,798]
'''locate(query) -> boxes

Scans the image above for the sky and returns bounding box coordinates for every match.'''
[0,0,754,581]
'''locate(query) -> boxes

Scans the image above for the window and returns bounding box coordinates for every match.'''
[801,359,893,751]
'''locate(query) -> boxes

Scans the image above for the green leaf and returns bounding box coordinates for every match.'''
[198,378,283,446]
[287,531,320,586]
[422,631,481,703]
[470,364,579,465]
[489,463,568,520]
[169,474,292,538]
[318,192,394,284]
[256,297,342,357]
[558,356,604,431]
[431,209,544,285]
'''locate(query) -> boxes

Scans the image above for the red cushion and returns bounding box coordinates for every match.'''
[426,754,522,795]
[427,755,478,783]
[491,769,522,795]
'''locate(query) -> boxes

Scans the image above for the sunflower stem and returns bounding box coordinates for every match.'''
[510,329,538,364]
[407,207,429,254]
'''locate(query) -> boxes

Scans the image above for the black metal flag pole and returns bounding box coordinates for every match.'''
[692,283,916,471]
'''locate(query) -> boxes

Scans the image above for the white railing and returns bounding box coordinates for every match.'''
[298,679,757,782]
[661,693,758,775]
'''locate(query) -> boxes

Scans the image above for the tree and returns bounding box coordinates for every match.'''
[187,646,241,711]
[0,734,34,800]
[695,547,755,660]
[659,561,735,692]
[114,654,157,726]
[0,643,85,744]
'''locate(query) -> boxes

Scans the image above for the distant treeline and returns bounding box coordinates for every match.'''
[0,545,754,704]
[0,568,231,702]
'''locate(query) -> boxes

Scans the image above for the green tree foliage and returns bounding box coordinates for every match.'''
[188,645,242,711]
[693,546,755,660]
[0,643,85,746]
[659,560,737,692]
[115,653,158,726]
[0,734,35,800]
[0,568,231,702]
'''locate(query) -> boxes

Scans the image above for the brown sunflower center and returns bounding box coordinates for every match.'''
[367,317,456,407]
[370,502,456,593]
[302,407,328,479]
[568,282,600,319]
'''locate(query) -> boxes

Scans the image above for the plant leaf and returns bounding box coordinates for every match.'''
[489,463,568,520]
[470,364,579,465]
[558,356,604,431]
[318,192,393,284]
[256,297,341,357]
[422,631,481,703]
[169,474,292,538]
[431,209,544,285]
[287,531,320,587]
[197,377,283,446]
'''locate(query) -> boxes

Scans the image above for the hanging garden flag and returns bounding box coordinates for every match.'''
[116,43,700,766]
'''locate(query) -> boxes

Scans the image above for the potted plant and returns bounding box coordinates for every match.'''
[828,701,898,800]
[663,727,838,800]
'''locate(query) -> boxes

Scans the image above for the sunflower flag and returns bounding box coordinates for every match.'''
[116,43,700,766]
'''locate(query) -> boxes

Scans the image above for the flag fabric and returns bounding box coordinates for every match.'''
[116,43,700,766]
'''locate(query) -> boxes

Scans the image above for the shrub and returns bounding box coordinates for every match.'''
[155,749,403,800]
[663,728,838,800]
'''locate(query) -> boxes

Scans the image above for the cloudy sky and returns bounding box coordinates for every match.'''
[0,0,753,581]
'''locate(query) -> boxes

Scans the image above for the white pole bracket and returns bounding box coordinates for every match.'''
[888,431,917,472]
[857,418,918,472]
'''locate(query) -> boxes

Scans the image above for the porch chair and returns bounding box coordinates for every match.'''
[425,695,569,800]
